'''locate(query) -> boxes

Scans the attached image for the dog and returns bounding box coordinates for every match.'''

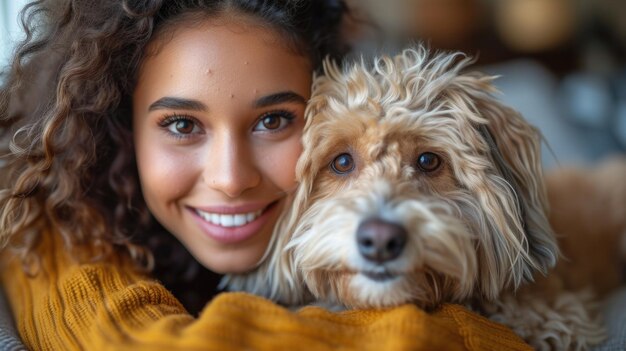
[225,46,626,350]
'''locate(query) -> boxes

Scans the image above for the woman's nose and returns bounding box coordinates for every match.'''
[202,134,261,198]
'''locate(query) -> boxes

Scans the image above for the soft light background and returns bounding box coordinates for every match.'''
[0,1,28,71]
[348,0,626,168]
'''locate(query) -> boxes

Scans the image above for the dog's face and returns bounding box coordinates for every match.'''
[224,47,559,309]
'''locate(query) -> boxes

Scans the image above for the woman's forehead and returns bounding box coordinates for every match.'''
[143,12,307,65]
[133,18,312,113]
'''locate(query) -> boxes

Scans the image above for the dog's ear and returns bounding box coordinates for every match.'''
[477,92,559,289]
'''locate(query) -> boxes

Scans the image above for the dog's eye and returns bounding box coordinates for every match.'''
[331,153,355,174]
[416,152,441,172]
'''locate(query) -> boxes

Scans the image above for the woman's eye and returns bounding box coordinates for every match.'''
[416,152,441,172]
[330,153,355,174]
[172,119,195,134]
[254,111,295,132]
[159,115,202,137]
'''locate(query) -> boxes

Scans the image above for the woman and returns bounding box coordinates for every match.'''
[0,0,532,349]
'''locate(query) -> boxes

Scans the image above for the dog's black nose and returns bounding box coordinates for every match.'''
[356,218,407,263]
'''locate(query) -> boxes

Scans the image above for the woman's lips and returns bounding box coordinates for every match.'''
[188,200,280,244]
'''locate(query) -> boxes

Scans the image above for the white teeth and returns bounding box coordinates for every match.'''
[220,215,234,227]
[196,208,265,227]
[233,214,246,226]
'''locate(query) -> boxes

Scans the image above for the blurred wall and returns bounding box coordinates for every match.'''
[0,0,29,72]
[347,0,626,168]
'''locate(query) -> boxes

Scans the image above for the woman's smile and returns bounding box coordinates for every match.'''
[188,199,282,244]
[194,208,264,227]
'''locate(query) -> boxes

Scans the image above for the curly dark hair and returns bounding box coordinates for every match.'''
[0,0,349,312]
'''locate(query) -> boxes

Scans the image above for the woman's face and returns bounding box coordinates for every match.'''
[133,17,311,273]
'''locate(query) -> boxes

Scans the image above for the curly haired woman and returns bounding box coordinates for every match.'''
[0,0,532,350]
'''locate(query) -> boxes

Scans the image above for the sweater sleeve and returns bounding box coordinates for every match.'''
[0,231,532,351]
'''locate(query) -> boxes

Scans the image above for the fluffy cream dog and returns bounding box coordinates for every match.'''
[225,46,625,350]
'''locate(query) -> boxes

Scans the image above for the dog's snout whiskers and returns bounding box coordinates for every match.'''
[356,217,407,263]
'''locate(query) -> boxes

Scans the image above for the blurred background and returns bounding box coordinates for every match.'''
[347,0,626,168]
[2,0,625,168]
[0,1,26,75]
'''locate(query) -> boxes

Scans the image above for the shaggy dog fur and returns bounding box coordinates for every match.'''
[224,46,626,350]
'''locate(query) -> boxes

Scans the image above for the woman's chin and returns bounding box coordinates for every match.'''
[192,240,270,275]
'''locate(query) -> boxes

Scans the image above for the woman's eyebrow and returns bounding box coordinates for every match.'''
[254,91,306,108]
[148,97,207,112]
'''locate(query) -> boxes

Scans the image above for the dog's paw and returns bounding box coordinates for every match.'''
[483,289,606,351]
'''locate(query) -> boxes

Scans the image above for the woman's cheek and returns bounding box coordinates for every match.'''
[262,136,303,191]
[140,144,201,205]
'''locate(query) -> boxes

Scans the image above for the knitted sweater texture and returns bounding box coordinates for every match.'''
[0,231,531,351]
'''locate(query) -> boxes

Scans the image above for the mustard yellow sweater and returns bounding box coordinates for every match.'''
[0,231,532,351]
